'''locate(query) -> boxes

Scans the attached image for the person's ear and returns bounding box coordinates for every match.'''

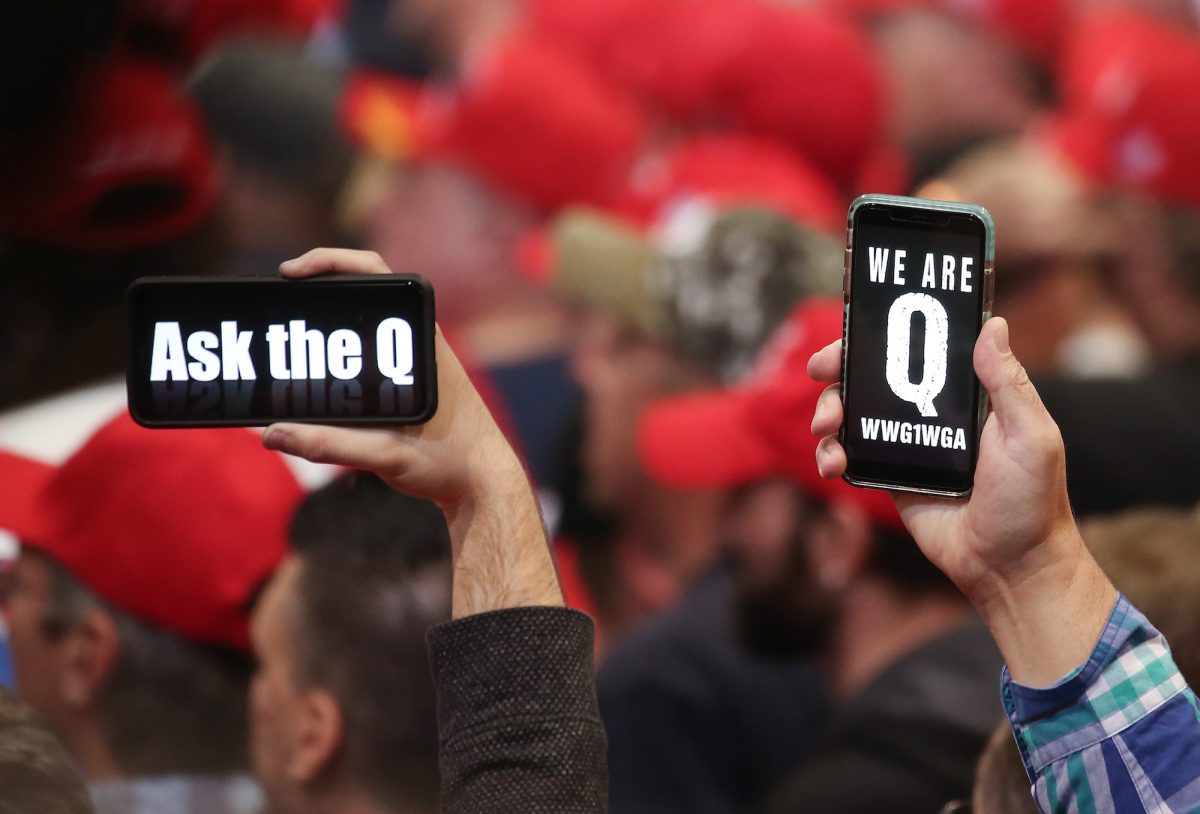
[58,608,120,710]
[809,499,873,591]
[287,689,344,783]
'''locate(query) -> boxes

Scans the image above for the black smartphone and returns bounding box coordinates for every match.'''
[839,195,995,497]
[126,274,437,428]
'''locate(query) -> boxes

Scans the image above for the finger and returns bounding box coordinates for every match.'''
[279,248,392,279]
[807,339,842,384]
[811,383,843,438]
[815,435,847,479]
[972,317,1044,437]
[263,423,410,474]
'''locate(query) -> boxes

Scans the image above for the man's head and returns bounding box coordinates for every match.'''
[722,481,956,661]
[569,312,716,510]
[340,34,645,323]
[1082,505,1200,685]
[0,414,301,777]
[1042,8,1200,358]
[532,135,843,634]
[871,8,1045,168]
[4,551,256,776]
[364,159,535,324]
[188,44,355,271]
[972,720,1035,814]
[554,202,844,509]
[922,137,1141,375]
[638,301,959,660]
[250,471,450,814]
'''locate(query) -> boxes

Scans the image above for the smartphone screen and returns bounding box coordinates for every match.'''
[127,275,437,427]
[840,198,993,496]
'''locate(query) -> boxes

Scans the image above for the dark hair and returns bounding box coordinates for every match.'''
[189,44,353,204]
[972,721,1035,814]
[288,471,451,812]
[1083,506,1200,686]
[0,688,94,814]
[35,553,253,776]
[0,0,120,130]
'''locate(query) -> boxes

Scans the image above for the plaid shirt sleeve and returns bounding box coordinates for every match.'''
[1002,594,1200,813]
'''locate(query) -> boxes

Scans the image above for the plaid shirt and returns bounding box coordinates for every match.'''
[1003,594,1200,813]
[90,774,264,814]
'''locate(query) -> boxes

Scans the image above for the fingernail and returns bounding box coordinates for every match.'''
[263,427,290,450]
[279,258,298,272]
[993,318,1011,355]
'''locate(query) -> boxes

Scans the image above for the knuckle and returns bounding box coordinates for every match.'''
[302,432,331,463]
[1009,360,1033,392]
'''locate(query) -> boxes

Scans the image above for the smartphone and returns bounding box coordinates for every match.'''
[839,194,995,497]
[127,275,437,428]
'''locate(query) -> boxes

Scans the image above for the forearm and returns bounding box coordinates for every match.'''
[430,607,608,814]
[970,525,1117,688]
[444,448,563,619]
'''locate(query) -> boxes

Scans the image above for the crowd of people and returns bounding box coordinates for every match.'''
[1,0,1199,812]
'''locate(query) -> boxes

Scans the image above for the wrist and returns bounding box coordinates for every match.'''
[442,445,562,619]
[968,521,1089,617]
[971,525,1118,687]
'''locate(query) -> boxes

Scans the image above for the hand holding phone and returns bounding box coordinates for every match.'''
[839,194,995,496]
[259,248,563,619]
[127,271,437,427]
[813,314,1116,687]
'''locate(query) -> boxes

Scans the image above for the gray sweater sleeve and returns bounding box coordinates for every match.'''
[428,607,608,814]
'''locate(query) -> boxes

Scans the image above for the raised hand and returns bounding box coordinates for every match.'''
[262,248,562,618]
[809,317,1116,686]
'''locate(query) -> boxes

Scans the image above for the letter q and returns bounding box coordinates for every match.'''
[376,318,415,386]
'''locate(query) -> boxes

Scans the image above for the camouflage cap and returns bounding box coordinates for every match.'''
[550,199,844,383]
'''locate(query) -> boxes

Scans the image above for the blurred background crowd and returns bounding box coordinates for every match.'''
[0,0,1198,812]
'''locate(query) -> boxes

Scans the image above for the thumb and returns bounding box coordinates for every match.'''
[973,317,1042,436]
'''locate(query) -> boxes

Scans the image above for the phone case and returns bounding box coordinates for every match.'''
[839,194,995,498]
[125,274,439,428]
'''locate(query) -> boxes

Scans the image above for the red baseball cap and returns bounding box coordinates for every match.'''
[1045,9,1200,208]
[725,5,887,192]
[623,134,847,234]
[527,0,755,123]
[0,57,217,251]
[518,133,848,284]
[340,32,647,213]
[0,413,303,651]
[637,300,904,531]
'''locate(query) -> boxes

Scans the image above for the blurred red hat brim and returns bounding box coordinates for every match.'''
[515,227,556,285]
[0,452,54,544]
[1036,114,1114,187]
[638,390,779,491]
